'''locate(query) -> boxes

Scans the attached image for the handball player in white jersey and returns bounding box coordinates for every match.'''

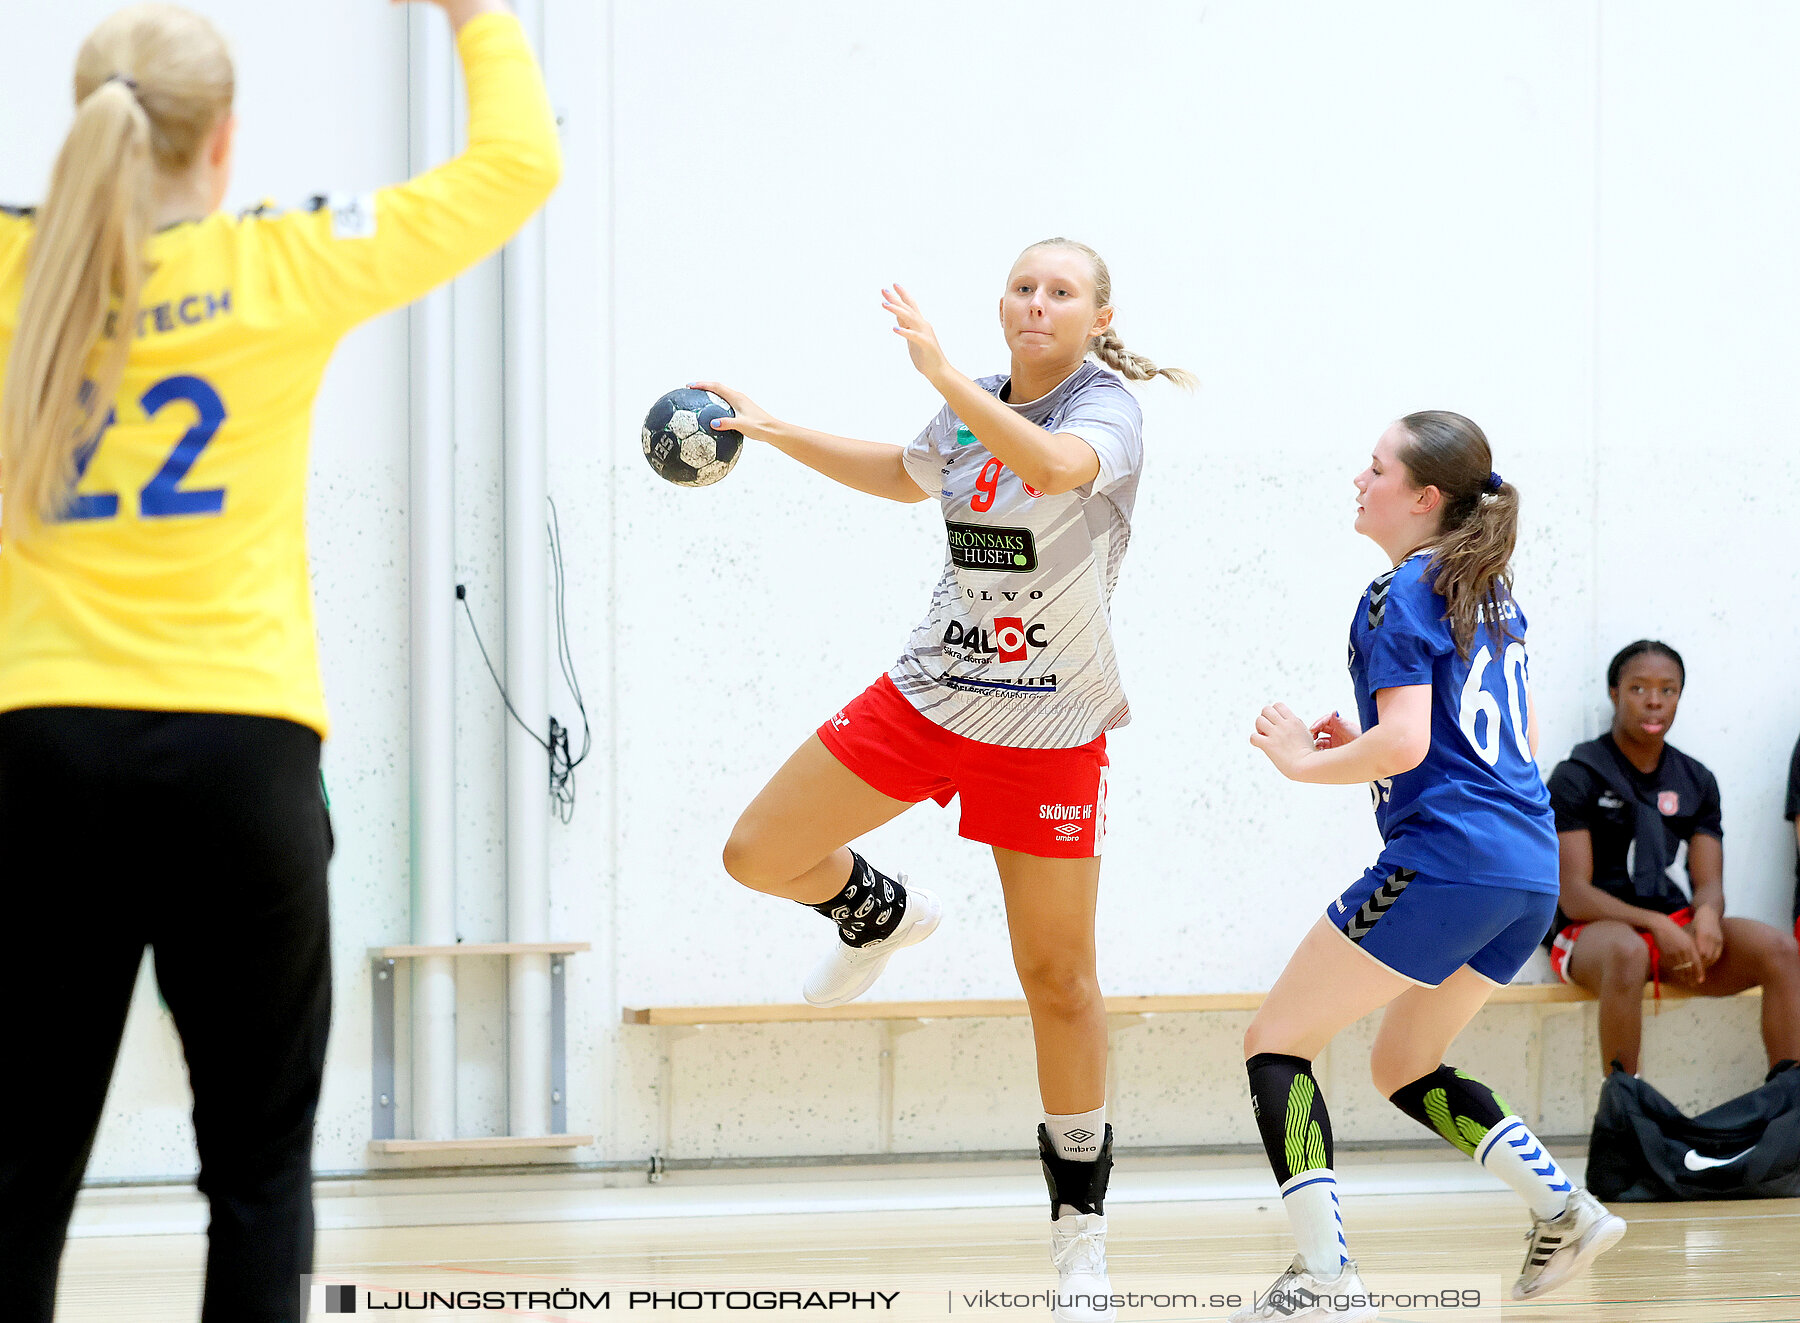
[700,238,1190,1322]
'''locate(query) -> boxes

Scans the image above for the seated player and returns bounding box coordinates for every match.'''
[1545,641,1800,1078]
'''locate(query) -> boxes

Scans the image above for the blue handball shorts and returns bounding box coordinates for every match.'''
[1327,865,1558,987]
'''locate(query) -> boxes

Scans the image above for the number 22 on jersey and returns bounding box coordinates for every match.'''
[1459,641,1530,766]
[61,374,229,522]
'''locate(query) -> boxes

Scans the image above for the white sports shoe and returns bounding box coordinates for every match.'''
[801,881,941,1007]
[1511,1187,1626,1300]
[1051,1212,1115,1323]
[1230,1258,1377,1323]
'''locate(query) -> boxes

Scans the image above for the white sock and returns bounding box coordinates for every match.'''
[1044,1105,1106,1162]
[1476,1117,1573,1220]
[1279,1168,1348,1275]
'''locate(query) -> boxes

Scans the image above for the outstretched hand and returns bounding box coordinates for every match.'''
[689,381,779,443]
[1252,702,1318,781]
[882,284,951,382]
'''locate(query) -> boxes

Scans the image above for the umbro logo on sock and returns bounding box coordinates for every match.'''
[1063,1129,1096,1144]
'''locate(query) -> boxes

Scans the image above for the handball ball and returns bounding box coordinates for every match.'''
[642,388,743,487]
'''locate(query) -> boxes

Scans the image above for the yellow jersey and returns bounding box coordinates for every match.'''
[0,13,560,738]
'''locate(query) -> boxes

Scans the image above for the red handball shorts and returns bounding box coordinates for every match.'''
[1549,905,1694,999]
[816,675,1108,859]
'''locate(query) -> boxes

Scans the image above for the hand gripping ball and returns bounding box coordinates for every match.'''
[641,388,744,487]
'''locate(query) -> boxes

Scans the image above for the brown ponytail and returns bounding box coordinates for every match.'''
[1020,237,1197,389]
[1396,410,1520,657]
[3,5,233,528]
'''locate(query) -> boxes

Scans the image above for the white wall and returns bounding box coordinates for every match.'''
[3,1,1795,1180]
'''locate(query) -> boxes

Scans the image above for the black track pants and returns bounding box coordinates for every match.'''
[0,707,334,1323]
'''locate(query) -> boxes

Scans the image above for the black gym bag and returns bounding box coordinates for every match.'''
[1587,1059,1800,1201]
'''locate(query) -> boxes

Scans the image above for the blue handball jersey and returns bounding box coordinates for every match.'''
[1348,554,1558,892]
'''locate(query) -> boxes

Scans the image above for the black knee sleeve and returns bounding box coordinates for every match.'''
[1246,1052,1333,1184]
[1388,1064,1513,1156]
[1038,1123,1112,1218]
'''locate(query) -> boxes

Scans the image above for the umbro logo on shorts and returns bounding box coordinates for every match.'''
[1053,823,1082,839]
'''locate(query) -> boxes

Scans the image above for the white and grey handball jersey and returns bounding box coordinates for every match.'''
[891,361,1143,749]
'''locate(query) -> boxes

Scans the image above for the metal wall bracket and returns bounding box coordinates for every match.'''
[371,957,398,1141]
[366,942,587,1149]
[551,956,568,1134]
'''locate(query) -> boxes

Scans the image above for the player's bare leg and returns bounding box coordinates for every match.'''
[1368,965,1494,1090]
[1674,917,1800,1066]
[724,735,942,1007]
[995,848,1107,1112]
[723,735,913,903]
[1245,917,1413,1060]
[1565,920,1651,1075]
[997,847,1114,1323]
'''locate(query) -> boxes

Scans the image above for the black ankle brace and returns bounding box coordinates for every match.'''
[1037,1122,1113,1217]
[808,852,907,948]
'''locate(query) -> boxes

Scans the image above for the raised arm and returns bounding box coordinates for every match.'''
[256,1,561,329]
[884,285,1099,495]
[691,381,930,504]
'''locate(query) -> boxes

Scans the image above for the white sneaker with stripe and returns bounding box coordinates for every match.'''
[1511,1187,1627,1300]
[1229,1257,1378,1322]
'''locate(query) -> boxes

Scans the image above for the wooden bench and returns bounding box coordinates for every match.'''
[622,985,1762,1165]
[621,982,1758,1026]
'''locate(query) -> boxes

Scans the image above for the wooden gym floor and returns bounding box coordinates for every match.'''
[53,1187,1800,1321]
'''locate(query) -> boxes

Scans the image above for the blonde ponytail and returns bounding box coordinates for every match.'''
[1018,236,1197,390]
[4,83,153,524]
[2,4,233,528]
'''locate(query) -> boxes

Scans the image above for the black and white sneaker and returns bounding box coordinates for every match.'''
[1512,1188,1626,1300]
